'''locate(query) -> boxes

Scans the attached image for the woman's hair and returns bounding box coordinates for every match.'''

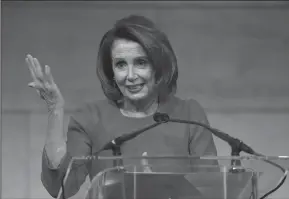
[96,15,178,105]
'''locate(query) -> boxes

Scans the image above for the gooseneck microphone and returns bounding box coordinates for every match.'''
[100,122,163,151]
[98,122,164,168]
[60,122,163,199]
[153,112,254,172]
[60,112,287,199]
[153,112,288,199]
[153,112,255,155]
[60,122,164,199]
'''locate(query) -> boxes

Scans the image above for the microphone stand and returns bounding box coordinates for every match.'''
[153,113,253,173]
[111,143,124,169]
[229,145,246,173]
[99,122,163,170]
[60,112,287,199]
[153,113,288,199]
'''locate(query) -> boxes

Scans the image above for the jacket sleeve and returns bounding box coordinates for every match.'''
[186,99,219,170]
[41,106,94,198]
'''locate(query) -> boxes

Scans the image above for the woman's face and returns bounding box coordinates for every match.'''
[111,39,156,101]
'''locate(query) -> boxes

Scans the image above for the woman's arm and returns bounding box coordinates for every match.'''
[25,55,93,198]
[41,107,93,198]
[44,108,66,168]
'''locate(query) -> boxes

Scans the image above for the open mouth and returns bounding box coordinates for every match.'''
[126,83,145,93]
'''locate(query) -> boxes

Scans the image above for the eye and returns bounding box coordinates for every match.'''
[135,58,148,67]
[114,60,126,69]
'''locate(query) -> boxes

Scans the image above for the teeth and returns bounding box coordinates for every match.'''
[127,84,143,91]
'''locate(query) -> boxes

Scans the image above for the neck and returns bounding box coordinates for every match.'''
[120,96,158,117]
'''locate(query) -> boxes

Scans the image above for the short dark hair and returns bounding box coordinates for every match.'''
[96,15,178,105]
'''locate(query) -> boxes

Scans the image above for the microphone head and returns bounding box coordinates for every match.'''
[153,112,169,123]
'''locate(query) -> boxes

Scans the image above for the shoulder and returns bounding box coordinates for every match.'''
[169,96,206,111]
[186,98,207,117]
[186,97,208,122]
[168,96,208,120]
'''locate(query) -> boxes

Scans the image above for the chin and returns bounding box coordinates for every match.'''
[125,92,148,101]
[127,94,147,101]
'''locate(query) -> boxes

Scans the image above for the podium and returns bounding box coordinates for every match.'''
[58,155,289,199]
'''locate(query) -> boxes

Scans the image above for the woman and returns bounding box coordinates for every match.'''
[26,15,218,198]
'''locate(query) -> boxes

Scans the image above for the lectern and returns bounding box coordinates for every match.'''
[58,155,289,199]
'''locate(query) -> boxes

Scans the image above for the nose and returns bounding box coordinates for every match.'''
[127,65,137,82]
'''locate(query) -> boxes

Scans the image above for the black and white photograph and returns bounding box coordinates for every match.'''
[2,1,289,199]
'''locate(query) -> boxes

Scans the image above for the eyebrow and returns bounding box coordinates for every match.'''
[113,56,148,61]
[135,56,148,60]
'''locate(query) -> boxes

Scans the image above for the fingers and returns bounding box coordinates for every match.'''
[45,65,55,85]
[27,82,45,99]
[26,56,38,82]
[26,55,56,89]
[33,57,44,79]
[28,82,42,89]
[28,82,36,88]
[26,54,45,83]
[26,55,62,107]
[26,54,39,77]
[141,152,152,173]
[28,82,45,99]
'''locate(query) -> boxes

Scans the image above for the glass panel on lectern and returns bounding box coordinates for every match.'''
[58,155,289,199]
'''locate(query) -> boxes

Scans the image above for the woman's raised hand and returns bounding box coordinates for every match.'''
[26,54,65,111]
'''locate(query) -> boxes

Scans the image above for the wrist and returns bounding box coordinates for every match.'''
[48,104,64,113]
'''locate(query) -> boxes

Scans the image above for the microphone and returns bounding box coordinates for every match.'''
[153,112,288,199]
[97,122,163,153]
[96,122,163,168]
[59,121,162,199]
[154,112,255,173]
[153,112,255,155]
[61,112,287,199]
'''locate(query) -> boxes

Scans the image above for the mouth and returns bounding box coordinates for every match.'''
[126,83,145,93]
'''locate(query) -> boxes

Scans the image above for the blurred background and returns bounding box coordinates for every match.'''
[2,1,289,198]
